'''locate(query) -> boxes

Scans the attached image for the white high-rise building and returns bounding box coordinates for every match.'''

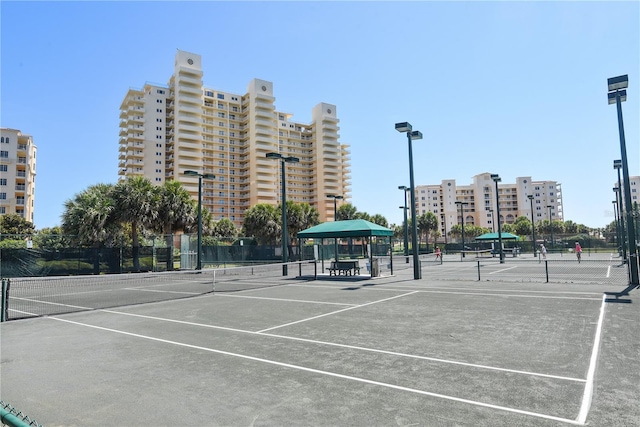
[0,128,37,223]
[119,50,351,227]
[416,173,563,237]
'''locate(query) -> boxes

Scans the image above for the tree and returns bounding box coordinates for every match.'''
[337,203,358,220]
[0,213,35,238]
[243,203,280,245]
[369,214,389,228]
[213,218,238,239]
[62,183,118,247]
[512,216,532,236]
[112,177,158,272]
[152,180,197,271]
[33,226,68,251]
[417,212,438,247]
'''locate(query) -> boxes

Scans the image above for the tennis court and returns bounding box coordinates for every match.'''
[1,262,638,426]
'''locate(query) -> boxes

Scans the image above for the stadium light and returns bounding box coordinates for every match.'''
[266,152,299,276]
[327,194,343,261]
[184,170,215,270]
[398,185,410,263]
[528,195,537,257]
[491,174,504,263]
[455,201,469,259]
[608,75,638,286]
[395,123,423,279]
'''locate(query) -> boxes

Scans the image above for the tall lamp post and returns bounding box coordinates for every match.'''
[612,199,621,256]
[608,75,638,286]
[395,122,423,280]
[398,185,410,263]
[547,205,554,251]
[455,201,469,258]
[266,152,299,276]
[327,194,343,261]
[184,170,216,270]
[614,185,626,260]
[614,161,627,261]
[489,208,495,233]
[491,174,504,263]
[528,195,537,257]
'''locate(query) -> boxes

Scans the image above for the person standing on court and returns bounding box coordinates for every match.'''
[435,246,441,262]
[575,241,582,263]
[540,243,547,259]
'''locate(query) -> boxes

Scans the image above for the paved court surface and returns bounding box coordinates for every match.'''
[1,265,638,426]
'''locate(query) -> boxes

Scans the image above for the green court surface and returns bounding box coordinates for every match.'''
[1,265,638,426]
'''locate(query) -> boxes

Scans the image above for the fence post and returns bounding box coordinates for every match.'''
[545,260,549,283]
[477,260,481,281]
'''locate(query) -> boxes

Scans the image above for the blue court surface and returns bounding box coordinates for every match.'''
[1,265,638,426]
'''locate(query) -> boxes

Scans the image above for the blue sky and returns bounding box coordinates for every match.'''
[2,1,638,230]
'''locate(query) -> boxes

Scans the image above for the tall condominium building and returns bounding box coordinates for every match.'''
[0,128,37,223]
[119,50,351,228]
[614,175,640,210]
[415,173,563,237]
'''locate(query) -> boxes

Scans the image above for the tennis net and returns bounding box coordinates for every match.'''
[1,261,317,321]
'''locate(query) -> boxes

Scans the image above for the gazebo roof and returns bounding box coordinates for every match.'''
[475,232,520,241]
[297,219,394,239]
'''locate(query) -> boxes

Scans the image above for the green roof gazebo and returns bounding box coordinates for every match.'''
[297,219,394,276]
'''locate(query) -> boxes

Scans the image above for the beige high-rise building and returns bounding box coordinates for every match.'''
[416,173,563,238]
[0,128,37,223]
[119,50,351,228]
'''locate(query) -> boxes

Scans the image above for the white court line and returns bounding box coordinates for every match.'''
[576,294,607,424]
[100,309,584,383]
[257,291,419,333]
[288,285,602,301]
[216,294,356,306]
[47,316,585,425]
[12,296,92,310]
[606,266,611,278]
[488,266,518,274]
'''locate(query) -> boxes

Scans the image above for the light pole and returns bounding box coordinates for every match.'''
[184,170,216,270]
[528,195,537,257]
[491,174,504,263]
[327,194,343,261]
[547,205,554,251]
[398,185,410,263]
[614,161,627,261]
[395,122,423,280]
[613,199,621,256]
[608,75,639,286]
[455,201,468,258]
[489,208,495,233]
[266,152,299,276]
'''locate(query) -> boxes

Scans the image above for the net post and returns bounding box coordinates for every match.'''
[1,279,8,322]
[477,261,481,281]
[299,261,302,278]
[545,260,549,283]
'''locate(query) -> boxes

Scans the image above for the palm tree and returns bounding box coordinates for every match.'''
[112,177,158,272]
[417,212,438,250]
[152,180,196,271]
[337,203,358,220]
[62,183,117,273]
[213,218,238,239]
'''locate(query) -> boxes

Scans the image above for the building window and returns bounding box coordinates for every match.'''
[157,89,165,94]
[0,207,5,214]
[156,99,163,103]
[0,179,6,185]
[0,151,8,158]
[0,165,6,172]
[217,94,224,99]
[0,193,6,199]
